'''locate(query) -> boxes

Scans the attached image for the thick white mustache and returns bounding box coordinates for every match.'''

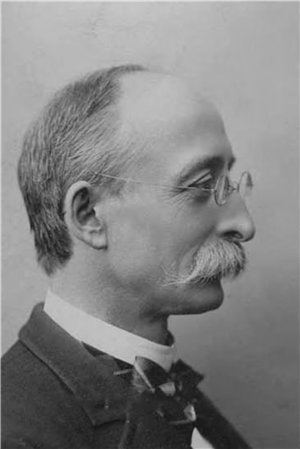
[164,239,247,286]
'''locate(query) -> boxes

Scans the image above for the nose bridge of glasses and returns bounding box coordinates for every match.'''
[230,180,238,191]
[216,173,235,204]
[217,171,252,206]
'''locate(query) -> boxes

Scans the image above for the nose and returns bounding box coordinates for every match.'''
[216,195,256,242]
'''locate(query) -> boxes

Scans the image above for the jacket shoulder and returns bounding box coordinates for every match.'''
[2,340,94,449]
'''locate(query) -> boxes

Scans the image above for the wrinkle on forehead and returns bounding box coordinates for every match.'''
[118,71,226,150]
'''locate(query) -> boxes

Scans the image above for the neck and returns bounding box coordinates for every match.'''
[51,264,169,345]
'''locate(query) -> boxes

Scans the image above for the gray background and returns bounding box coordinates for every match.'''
[2,3,299,448]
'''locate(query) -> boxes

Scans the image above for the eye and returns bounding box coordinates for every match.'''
[182,173,216,203]
[188,173,216,191]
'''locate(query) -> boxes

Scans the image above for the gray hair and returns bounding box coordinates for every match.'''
[18,64,146,276]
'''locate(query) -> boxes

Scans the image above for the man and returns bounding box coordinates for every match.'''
[2,64,255,449]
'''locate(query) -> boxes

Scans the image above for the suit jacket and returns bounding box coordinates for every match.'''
[2,304,251,449]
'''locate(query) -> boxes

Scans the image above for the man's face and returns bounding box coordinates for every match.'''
[101,73,255,316]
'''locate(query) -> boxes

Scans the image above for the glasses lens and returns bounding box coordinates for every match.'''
[215,175,229,205]
[238,172,253,199]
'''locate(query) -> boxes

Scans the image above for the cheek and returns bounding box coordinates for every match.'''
[167,209,218,273]
[106,198,219,286]
[107,206,171,285]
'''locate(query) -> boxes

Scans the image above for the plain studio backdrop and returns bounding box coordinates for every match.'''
[1,3,299,449]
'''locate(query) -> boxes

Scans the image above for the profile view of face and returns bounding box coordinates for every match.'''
[97,72,256,316]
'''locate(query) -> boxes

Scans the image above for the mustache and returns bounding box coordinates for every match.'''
[164,239,247,286]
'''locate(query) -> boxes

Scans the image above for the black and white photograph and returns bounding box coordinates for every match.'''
[1,2,299,449]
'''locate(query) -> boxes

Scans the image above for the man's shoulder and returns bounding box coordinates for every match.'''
[2,338,55,413]
[1,308,101,449]
[2,337,66,401]
[2,339,30,372]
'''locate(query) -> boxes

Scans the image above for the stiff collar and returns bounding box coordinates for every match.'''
[44,290,176,372]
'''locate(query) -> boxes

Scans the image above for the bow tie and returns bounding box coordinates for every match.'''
[117,356,204,449]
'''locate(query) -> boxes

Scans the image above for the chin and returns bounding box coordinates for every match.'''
[177,278,225,315]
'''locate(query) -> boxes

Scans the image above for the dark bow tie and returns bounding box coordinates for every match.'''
[117,356,204,449]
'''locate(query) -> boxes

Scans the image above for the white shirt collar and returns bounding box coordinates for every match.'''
[44,290,176,372]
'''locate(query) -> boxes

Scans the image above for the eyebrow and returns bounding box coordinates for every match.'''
[174,154,236,186]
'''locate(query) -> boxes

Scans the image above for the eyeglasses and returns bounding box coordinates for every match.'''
[97,171,253,207]
[200,171,253,206]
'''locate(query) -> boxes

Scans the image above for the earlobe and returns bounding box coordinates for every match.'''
[64,181,107,250]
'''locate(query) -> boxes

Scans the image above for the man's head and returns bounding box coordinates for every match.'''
[18,65,255,316]
[18,64,146,275]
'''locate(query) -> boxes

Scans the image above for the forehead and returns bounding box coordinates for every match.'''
[118,72,234,180]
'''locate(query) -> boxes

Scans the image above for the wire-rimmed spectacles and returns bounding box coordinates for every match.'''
[96,171,253,207]
[200,171,253,206]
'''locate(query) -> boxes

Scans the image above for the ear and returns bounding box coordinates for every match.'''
[64,181,107,250]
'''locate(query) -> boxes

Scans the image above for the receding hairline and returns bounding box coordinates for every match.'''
[115,70,226,166]
[118,69,218,113]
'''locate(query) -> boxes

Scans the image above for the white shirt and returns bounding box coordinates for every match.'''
[44,290,214,448]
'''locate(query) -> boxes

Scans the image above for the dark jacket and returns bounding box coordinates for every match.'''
[2,304,251,449]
